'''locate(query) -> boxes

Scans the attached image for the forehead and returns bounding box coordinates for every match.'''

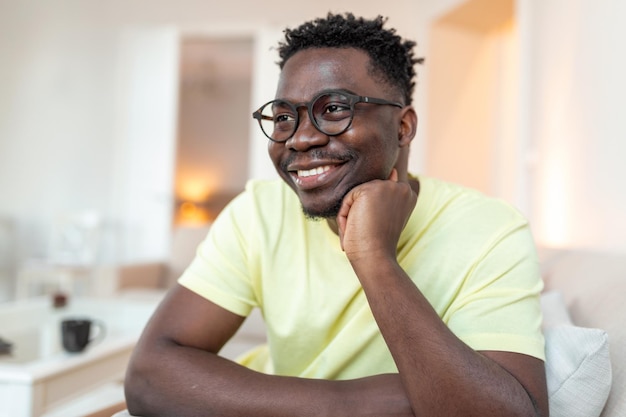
[276,48,381,101]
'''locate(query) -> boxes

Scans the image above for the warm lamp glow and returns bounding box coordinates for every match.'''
[173,174,238,226]
[175,174,219,202]
[173,173,221,225]
[176,201,212,225]
[180,201,201,218]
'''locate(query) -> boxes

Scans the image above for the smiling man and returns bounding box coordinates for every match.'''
[125,13,549,417]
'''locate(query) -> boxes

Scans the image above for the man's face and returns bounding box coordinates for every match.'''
[268,47,404,219]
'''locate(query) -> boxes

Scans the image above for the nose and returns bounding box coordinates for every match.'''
[285,108,330,151]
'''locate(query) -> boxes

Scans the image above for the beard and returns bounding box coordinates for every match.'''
[300,183,355,221]
[301,199,343,221]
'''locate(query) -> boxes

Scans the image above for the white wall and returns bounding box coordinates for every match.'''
[417,0,626,253]
[248,28,284,181]
[0,2,119,262]
[526,0,626,252]
[110,28,179,261]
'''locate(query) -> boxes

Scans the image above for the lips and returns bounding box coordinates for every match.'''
[287,162,346,190]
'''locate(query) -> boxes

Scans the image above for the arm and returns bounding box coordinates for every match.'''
[125,284,414,417]
[336,173,549,417]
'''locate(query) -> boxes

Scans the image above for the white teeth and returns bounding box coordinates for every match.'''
[297,165,331,177]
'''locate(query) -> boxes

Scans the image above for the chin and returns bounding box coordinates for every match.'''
[298,180,362,220]
[300,194,345,221]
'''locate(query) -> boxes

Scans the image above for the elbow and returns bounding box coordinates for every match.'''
[124,356,158,416]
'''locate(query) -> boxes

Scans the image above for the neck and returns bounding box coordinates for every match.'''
[326,218,339,235]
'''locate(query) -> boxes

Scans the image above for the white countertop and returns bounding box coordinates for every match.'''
[0,291,165,384]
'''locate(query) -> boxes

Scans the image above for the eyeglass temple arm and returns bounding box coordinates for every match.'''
[252,111,273,121]
[360,96,404,108]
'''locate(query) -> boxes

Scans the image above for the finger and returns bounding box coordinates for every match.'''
[337,214,345,251]
[336,191,356,251]
[388,168,398,182]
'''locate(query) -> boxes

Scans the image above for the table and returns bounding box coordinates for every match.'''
[0,292,163,417]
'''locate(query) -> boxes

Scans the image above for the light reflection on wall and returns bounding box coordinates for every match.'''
[531,22,578,249]
[538,158,569,247]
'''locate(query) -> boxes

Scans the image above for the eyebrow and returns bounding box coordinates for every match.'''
[274,88,359,104]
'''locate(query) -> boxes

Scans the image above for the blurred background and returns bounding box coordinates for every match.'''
[1,0,625,302]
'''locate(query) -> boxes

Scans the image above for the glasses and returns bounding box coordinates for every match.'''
[252,90,404,142]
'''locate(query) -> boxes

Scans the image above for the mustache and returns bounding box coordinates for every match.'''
[280,149,357,171]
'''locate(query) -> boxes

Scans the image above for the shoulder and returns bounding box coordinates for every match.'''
[240,179,296,205]
[407,176,535,263]
[214,179,304,241]
[224,179,298,216]
[415,175,528,228]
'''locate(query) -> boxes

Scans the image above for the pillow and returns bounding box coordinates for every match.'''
[541,291,612,417]
[540,291,573,328]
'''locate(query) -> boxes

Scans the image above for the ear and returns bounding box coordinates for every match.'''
[398,106,418,148]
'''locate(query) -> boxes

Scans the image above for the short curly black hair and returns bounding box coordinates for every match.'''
[277,12,423,105]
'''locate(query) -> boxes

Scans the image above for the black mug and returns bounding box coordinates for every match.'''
[61,318,106,353]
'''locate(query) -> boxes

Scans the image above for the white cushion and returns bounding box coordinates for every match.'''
[541,291,612,417]
[540,291,573,327]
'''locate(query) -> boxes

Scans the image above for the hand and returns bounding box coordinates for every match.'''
[337,169,417,263]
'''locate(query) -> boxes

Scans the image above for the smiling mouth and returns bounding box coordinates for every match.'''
[296,165,332,178]
[287,163,345,190]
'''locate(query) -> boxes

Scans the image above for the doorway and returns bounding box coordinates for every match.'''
[174,37,253,225]
[425,0,523,206]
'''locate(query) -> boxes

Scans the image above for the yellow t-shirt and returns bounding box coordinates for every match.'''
[179,176,545,379]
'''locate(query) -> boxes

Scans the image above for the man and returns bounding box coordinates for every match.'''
[125,13,548,417]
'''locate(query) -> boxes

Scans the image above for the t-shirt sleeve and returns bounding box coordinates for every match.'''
[178,187,258,317]
[445,218,545,361]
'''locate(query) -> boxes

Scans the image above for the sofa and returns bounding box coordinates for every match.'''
[106,245,624,417]
[538,247,624,417]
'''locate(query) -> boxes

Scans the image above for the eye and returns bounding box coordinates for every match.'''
[274,113,294,123]
[313,93,352,122]
[268,100,296,124]
[319,102,351,122]
[323,103,350,114]
[273,112,296,132]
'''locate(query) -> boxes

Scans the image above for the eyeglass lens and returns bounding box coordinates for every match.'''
[257,92,353,142]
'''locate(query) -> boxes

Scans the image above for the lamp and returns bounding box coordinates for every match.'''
[174,191,239,226]
[175,200,212,225]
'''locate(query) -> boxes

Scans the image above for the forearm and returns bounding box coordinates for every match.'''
[125,339,414,417]
[352,258,539,417]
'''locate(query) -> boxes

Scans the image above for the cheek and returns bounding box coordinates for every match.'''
[354,128,399,170]
[268,143,293,181]
[376,142,401,176]
[372,120,402,168]
[267,142,282,167]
